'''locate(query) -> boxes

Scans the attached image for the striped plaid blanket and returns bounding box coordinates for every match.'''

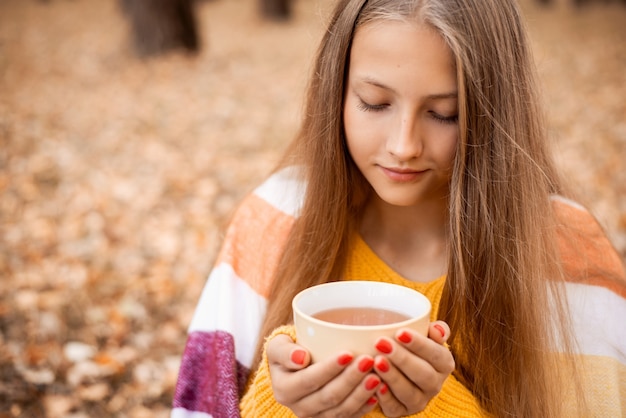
[171,168,626,418]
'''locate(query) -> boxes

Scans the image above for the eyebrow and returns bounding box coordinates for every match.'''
[360,77,458,100]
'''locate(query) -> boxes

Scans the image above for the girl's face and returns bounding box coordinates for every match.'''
[344,20,458,208]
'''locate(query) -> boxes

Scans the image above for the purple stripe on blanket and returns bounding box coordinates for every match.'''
[173,330,251,418]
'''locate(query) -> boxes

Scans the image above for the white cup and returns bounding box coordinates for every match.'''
[292,281,431,363]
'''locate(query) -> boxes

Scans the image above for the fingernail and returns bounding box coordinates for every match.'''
[337,353,353,366]
[379,383,388,395]
[291,349,306,365]
[375,357,389,373]
[375,338,393,354]
[358,357,374,372]
[367,396,378,405]
[434,324,446,338]
[397,330,412,344]
[365,375,380,390]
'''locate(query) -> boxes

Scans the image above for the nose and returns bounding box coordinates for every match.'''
[386,113,423,161]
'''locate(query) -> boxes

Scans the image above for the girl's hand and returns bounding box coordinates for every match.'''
[267,334,381,417]
[372,321,455,417]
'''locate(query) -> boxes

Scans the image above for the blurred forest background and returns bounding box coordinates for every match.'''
[0,0,625,416]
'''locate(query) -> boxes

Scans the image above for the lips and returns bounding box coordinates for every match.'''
[380,166,426,182]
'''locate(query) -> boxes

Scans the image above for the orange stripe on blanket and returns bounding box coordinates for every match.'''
[553,199,626,298]
[215,194,295,299]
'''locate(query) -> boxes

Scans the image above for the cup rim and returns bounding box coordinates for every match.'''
[292,280,431,331]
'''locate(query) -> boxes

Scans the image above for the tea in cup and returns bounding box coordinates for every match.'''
[292,281,431,363]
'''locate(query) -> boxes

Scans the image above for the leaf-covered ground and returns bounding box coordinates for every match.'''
[1,0,624,416]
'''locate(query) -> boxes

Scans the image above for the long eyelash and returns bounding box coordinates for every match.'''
[357,99,387,112]
[431,113,458,124]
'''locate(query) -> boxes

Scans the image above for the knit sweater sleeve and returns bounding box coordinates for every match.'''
[239,325,485,418]
[240,326,299,418]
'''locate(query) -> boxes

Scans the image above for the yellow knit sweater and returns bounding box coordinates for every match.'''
[240,235,485,417]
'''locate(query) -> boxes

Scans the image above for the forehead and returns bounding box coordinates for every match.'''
[349,20,455,87]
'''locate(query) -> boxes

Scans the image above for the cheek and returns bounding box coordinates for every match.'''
[437,131,458,164]
[343,107,357,157]
[343,98,365,138]
[345,131,368,167]
[445,136,458,164]
[344,107,375,159]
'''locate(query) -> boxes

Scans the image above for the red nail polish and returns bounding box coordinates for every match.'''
[365,376,380,390]
[337,353,353,366]
[375,357,389,373]
[398,330,412,344]
[375,338,393,354]
[379,383,388,395]
[434,324,446,338]
[291,349,306,365]
[358,357,374,372]
[367,396,378,405]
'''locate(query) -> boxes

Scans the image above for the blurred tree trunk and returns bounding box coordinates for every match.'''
[259,0,291,21]
[120,0,200,57]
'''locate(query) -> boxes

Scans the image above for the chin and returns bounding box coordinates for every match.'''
[375,192,422,208]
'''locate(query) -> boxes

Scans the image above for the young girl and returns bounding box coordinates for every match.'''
[172,0,626,417]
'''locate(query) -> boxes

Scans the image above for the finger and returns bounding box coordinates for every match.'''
[349,389,380,418]
[428,320,451,344]
[297,356,380,416]
[270,349,356,408]
[316,389,379,418]
[376,335,452,409]
[374,378,409,418]
[373,351,427,414]
[395,329,455,374]
[314,373,381,418]
[267,334,311,370]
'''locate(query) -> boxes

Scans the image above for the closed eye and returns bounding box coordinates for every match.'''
[430,111,458,124]
[357,98,388,112]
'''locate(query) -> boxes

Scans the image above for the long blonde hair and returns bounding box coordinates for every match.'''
[255,0,583,416]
